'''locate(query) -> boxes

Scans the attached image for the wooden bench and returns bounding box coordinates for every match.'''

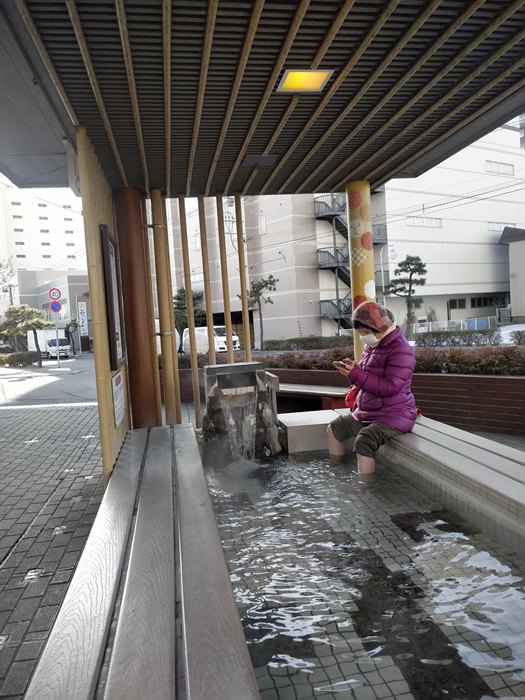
[25,425,259,700]
[277,382,347,411]
[378,414,525,557]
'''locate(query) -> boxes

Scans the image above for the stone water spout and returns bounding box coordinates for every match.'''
[202,362,282,465]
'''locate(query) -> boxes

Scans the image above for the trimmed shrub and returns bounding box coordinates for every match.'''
[264,335,354,351]
[0,351,39,367]
[413,329,498,347]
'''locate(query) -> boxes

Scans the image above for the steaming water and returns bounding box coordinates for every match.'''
[206,456,525,699]
[218,386,257,461]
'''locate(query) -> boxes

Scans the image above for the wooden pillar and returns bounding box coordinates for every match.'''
[151,189,181,425]
[114,187,161,427]
[178,196,202,428]
[197,195,216,365]
[76,127,130,476]
[234,194,252,361]
[345,180,376,361]
[216,195,234,363]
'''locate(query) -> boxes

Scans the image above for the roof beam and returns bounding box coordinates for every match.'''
[279,0,442,194]
[243,0,356,195]
[365,51,525,189]
[223,0,311,195]
[163,0,171,196]
[327,2,525,192]
[204,0,265,196]
[65,0,128,187]
[259,0,400,195]
[186,0,219,196]
[115,0,149,193]
[15,0,78,127]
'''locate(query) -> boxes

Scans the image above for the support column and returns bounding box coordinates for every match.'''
[235,193,252,361]
[114,187,161,428]
[151,189,181,425]
[198,195,216,365]
[216,195,234,363]
[179,196,203,428]
[345,180,376,361]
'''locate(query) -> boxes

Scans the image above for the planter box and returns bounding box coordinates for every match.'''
[269,368,525,436]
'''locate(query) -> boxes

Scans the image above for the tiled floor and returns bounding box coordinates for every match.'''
[208,454,525,700]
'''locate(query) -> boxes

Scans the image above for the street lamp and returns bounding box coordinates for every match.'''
[379,244,397,306]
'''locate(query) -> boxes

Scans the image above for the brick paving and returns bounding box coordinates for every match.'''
[0,401,201,698]
[0,405,103,699]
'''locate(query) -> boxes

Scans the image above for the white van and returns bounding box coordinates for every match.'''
[182,326,240,354]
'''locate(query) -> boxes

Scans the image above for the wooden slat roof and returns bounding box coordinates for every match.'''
[1,0,525,195]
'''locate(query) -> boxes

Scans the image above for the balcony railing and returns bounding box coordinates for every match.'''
[319,297,353,318]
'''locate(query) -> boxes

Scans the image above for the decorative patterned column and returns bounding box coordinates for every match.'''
[345,180,376,360]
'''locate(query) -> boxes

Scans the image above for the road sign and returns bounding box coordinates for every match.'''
[49,287,61,300]
[50,300,62,313]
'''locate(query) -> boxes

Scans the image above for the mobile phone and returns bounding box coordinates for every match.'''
[332,361,347,369]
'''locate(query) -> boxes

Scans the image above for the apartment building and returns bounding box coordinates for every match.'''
[173,123,525,345]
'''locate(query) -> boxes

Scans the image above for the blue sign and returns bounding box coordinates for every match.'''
[50,300,62,313]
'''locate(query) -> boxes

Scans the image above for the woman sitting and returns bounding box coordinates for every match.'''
[327,301,417,475]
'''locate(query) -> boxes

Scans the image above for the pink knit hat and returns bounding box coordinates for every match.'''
[352,301,394,332]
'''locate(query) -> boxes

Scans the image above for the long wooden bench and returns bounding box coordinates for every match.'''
[25,425,259,700]
[378,414,525,558]
[278,407,525,557]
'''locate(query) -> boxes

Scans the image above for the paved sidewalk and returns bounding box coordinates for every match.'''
[0,404,102,698]
[0,364,200,698]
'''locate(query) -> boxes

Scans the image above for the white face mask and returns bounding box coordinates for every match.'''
[361,333,379,347]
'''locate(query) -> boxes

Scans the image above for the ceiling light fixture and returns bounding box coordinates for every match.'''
[276,69,334,93]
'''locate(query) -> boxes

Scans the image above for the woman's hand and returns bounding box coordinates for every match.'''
[333,358,355,375]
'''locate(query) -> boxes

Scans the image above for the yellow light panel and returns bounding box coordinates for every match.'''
[277,69,333,93]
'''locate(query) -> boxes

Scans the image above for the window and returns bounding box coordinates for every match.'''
[42,255,52,259]
[65,229,74,234]
[40,229,49,233]
[12,215,22,219]
[11,201,21,206]
[41,242,51,246]
[64,217,73,221]
[66,243,75,247]
[67,255,76,259]
[448,298,466,310]
[471,295,506,308]
[194,234,201,251]
[486,160,514,175]
[15,241,24,246]
[14,228,23,232]
[63,204,72,209]
[488,221,515,232]
[406,216,442,228]
[258,213,267,235]
[39,216,48,220]
[16,254,26,259]
[37,203,47,207]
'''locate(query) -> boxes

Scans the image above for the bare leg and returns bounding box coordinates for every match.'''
[327,424,346,463]
[356,453,376,474]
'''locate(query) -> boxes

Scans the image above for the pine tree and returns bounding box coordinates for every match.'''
[0,305,53,367]
[385,255,427,335]
[243,275,278,350]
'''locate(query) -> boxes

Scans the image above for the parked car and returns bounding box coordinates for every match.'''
[182,326,241,354]
[497,324,525,346]
[0,340,12,353]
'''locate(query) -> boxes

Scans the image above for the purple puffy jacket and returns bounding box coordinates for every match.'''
[347,326,417,432]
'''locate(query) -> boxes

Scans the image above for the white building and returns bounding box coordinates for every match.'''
[172,123,525,345]
[0,175,87,317]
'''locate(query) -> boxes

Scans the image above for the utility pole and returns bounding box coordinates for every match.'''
[2,284,18,350]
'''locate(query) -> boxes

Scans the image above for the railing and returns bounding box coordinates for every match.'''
[320,297,353,318]
[317,246,349,268]
[411,316,498,334]
[314,194,387,244]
